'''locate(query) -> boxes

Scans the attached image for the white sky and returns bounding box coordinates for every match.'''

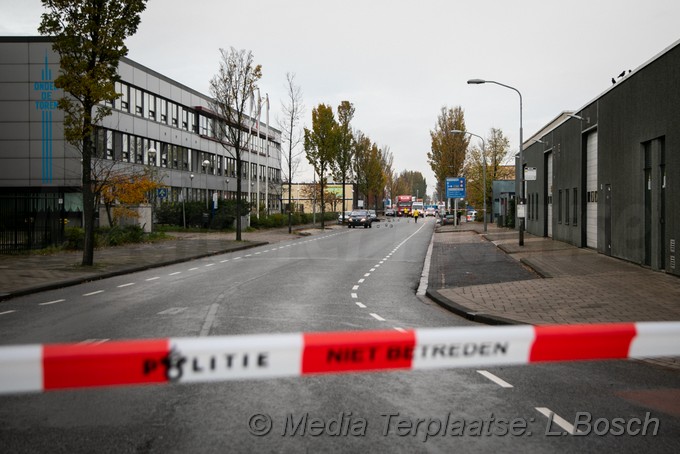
[2,0,679,195]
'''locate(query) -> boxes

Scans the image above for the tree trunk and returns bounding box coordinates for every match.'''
[236,154,242,241]
[81,127,95,266]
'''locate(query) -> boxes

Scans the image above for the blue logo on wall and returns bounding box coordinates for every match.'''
[34,53,58,184]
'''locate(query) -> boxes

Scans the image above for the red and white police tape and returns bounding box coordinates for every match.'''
[1,322,679,395]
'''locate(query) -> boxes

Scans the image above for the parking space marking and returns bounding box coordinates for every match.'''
[535,407,579,435]
[477,370,513,388]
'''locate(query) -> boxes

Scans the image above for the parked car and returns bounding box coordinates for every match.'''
[347,210,373,228]
[337,211,353,224]
[368,210,378,221]
[384,208,395,216]
[467,210,477,221]
[440,213,455,226]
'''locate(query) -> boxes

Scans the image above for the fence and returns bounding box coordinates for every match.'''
[0,193,67,254]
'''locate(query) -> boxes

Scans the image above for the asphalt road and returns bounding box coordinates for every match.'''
[0,217,678,453]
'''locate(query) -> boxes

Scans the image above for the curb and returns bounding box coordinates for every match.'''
[0,241,268,302]
[425,289,524,326]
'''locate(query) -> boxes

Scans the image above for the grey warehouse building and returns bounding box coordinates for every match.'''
[0,37,282,250]
[520,39,679,276]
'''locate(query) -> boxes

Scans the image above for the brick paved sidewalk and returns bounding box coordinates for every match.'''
[427,221,680,369]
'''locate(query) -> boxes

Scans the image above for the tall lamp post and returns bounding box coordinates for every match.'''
[451,130,487,232]
[202,159,211,210]
[468,79,524,245]
[147,148,157,232]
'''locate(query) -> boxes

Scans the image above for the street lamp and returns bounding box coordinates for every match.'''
[202,159,210,210]
[451,130,487,232]
[190,174,194,202]
[147,148,157,232]
[468,78,524,245]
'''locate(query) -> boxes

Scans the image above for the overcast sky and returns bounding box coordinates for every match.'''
[2,0,679,195]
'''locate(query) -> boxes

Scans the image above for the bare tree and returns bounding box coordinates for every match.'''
[278,73,305,233]
[209,47,262,241]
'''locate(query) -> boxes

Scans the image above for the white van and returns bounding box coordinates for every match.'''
[411,201,424,216]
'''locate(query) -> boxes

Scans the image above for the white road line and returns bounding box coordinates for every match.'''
[356,302,367,308]
[234,257,242,260]
[379,261,384,264]
[369,313,386,321]
[205,263,214,267]
[393,327,407,333]
[370,268,376,272]
[146,277,160,281]
[358,279,365,283]
[39,299,65,306]
[220,259,229,263]
[477,370,514,388]
[189,267,199,271]
[117,283,135,288]
[352,285,359,290]
[245,254,252,257]
[364,273,371,277]
[254,252,261,255]
[417,228,436,296]
[351,293,358,299]
[169,271,181,276]
[374,264,380,267]
[535,407,579,435]
[83,290,104,296]
[0,310,16,316]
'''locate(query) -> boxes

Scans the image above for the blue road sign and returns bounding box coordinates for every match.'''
[446,177,466,199]
[157,188,168,199]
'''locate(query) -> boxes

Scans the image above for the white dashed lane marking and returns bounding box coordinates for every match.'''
[369,313,386,322]
[39,299,65,306]
[83,290,104,296]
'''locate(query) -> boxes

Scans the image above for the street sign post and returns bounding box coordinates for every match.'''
[446,177,466,199]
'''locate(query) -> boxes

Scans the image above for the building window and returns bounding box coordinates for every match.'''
[170,103,179,127]
[573,188,578,226]
[147,94,157,120]
[122,133,130,162]
[118,82,129,112]
[558,189,562,223]
[565,189,570,225]
[134,88,143,116]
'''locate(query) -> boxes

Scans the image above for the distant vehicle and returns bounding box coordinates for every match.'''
[337,211,353,224]
[384,208,395,216]
[368,210,378,221]
[440,214,455,226]
[425,207,436,217]
[347,210,373,228]
[467,210,477,221]
[395,195,412,217]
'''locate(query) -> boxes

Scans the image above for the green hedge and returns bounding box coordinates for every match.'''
[63,225,149,250]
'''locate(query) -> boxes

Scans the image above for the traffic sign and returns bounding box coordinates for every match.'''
[157,188,168,199]
[446,177,466,199]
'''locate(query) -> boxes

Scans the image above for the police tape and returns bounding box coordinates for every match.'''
[1,322,679,395]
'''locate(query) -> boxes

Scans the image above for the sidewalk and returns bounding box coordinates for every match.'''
[0,223,341,301]
[426,220,680,369]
